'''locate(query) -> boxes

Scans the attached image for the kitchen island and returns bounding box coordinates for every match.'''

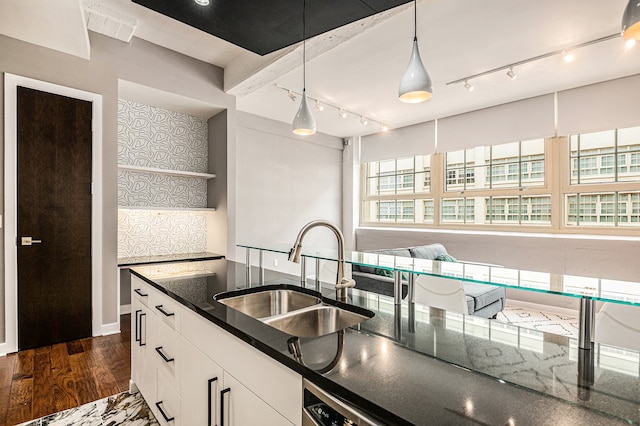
[130,258,638,425]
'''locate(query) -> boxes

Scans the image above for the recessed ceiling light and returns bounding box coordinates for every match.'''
[194,0,210,5]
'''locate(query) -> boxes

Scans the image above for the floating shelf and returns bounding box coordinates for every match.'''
[118,206,216,212]
[118,165,216,179]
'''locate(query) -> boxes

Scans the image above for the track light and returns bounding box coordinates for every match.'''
[360,116,369,126]
[622,0,640,41]
[506,67,517,81]
[381,123,389,132]
[398,0,433,103]
[562,51,575,63]
[339,109,347,118]
[287,90,296,101]
[316,100,324,111]
[291,0,316,136]
[464,80,474,92]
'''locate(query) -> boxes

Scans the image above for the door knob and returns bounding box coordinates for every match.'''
[21,236,42,246]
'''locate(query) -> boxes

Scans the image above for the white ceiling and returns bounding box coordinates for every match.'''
[2,0,639,139]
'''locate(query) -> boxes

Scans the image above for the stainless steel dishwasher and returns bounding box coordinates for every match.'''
[303,379,384,426]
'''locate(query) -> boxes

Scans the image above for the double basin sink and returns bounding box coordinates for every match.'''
[214,284,374,338]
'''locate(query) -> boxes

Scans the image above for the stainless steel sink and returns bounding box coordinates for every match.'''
[263,305,371,338]
[214,285,374,337]
[216,288,321,319]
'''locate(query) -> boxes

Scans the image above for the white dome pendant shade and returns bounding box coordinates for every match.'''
[399,0,433,103]
[622,0,640,41]
[292,89,316,135]
[399,37,433,103]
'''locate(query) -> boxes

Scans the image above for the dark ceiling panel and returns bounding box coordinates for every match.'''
[132,0,411,55]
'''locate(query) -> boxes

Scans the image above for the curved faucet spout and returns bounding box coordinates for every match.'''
[288,220,355,301]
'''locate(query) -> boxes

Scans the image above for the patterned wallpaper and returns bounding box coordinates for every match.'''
[118,209,208,257]
[117,99,208,173]
[118,170,207,208]
[117,99,211,257]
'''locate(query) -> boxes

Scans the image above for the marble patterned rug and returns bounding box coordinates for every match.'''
[496,305,579,338]
[18,392,158,426]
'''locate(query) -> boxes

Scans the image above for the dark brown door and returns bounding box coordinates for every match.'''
[17,86,93,350]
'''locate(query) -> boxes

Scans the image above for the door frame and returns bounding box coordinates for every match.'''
[2,73,103,354]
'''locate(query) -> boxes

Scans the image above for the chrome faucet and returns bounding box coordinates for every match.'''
[288,220,356,301]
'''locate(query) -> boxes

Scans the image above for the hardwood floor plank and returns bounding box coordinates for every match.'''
[0,353,18,426]
[50,342,78,413]
[5,350,35,425]
[1,315,131,426]
[31,346,55,420]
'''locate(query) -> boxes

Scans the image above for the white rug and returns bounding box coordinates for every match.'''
[496,305,579,338]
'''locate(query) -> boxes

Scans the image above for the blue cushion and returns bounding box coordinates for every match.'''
[435,253,458,263]
[409,244,448,260]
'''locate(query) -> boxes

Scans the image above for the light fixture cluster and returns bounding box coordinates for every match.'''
[278,85,389,132]
[447,30,633,92]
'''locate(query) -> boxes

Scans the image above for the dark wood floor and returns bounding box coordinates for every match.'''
[0,314,131,426]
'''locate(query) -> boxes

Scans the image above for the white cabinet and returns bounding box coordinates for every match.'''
[181,338,225,426]
[131,278,156,405]
[130,276,302,426]
[181,307,301,426]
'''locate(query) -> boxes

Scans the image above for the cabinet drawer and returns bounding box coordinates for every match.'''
[156,370,181,426]
[131,276,151,306]
[150,289,182,330]
[154,321,181,392]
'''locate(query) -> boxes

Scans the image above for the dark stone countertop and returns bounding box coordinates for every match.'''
[130,259,637,426]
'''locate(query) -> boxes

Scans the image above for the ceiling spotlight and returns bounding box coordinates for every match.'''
[506,67,517,81]
[315,100,324,111]
[287,90,296,102]
[339,109,347,118]
[562,51,575,63]
[464,80,474,92]
[625,38,637,49]
[622,0,640,41]
[381,123,390,132]
[360,116,369,126]
[194,0,210,5]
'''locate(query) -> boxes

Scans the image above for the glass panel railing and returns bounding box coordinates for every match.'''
[238,243,640,306]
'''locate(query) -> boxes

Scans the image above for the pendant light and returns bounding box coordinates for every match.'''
[398,0,433,103]
[622,0,640,41]
[292,0,316,135]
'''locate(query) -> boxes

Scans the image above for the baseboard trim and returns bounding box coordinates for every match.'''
[506,299,578,317]
[101,321,121,336]
[120,304,132,315]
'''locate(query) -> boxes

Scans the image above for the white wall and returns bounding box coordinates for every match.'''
[233,112,343,276]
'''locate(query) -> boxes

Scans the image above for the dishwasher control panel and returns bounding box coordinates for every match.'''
[302,379,382,426]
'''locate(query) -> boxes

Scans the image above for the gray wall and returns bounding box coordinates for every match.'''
[233,112,344,276]
[0,32,233,333]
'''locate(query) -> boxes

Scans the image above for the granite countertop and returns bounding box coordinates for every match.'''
[130,259,638,426]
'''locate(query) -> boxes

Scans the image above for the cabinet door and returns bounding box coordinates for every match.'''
[181,338,225,426]
[131,288,156,403]
[220,373,295,426]
[156,370,181,426]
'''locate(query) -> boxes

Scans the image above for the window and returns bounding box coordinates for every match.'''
[567,192,640,226]
[362,155,433,225]
[361,126,640,233]
[570,127,640,184]
[445,139,545,191]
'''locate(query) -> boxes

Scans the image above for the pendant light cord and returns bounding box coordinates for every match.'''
[413,0,417,42]
[303,0,307,91]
